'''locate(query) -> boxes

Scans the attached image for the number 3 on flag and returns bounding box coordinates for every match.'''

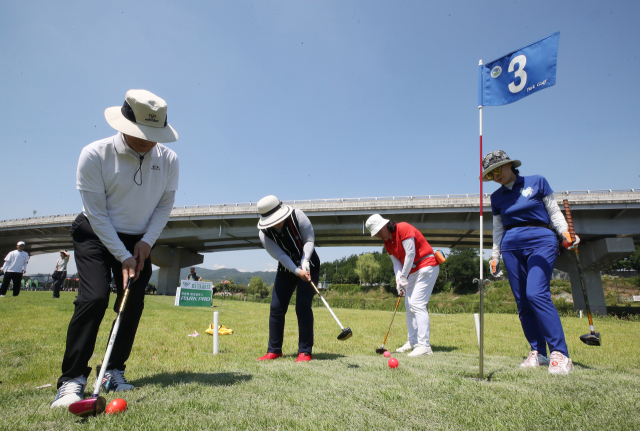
[478,32,559,106]
[508,55,527,94]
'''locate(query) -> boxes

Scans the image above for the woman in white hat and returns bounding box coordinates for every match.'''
[256,195,320,363]
[366,215,439,357]
[483,150,579,375]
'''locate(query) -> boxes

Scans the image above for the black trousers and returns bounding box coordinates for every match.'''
[0,272,23,296]
[268,270,319,355]
[57,214,151,389]
[52,271,67,297]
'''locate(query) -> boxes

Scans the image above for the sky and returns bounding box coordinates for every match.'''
[1,1,639,275]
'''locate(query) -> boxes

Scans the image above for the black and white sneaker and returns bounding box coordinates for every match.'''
[50,376,87,408]
[102,369,135,392]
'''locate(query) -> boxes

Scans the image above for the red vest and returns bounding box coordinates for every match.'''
[384,222,436,274]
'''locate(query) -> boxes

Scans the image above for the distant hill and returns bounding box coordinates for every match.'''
[149,266,276,286]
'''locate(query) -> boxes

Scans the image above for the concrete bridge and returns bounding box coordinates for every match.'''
[1,189,639,314]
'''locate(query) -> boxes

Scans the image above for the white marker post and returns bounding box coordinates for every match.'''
[213,311,219,355]
[478,59,485,380]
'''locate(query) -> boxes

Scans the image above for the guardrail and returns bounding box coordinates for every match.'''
[1,189,639,225]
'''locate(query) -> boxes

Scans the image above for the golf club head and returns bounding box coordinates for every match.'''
[580,333,601,346]
[68,396,106,417]
[337,327,352,341]
[375,347,387,355]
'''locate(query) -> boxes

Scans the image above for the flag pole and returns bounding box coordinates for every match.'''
[478,59,484,380]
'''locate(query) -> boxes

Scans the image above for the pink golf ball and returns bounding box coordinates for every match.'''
[383,351,391,357]
[388,358,399,368]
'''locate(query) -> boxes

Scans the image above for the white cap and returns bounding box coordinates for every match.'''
[257,195,293,229]
[365,214,389,237]
[17,241,25,246]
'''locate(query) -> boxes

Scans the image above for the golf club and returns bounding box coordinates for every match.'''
[376,295,403,354]
[563,200,601,347]
[309,281,352,340]
[68,278,133,417]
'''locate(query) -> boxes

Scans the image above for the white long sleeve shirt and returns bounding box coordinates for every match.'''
[259,209,315,275]
[55,255,70,272]
[76,133,179,262]
[491,180,569,260]
[3,250,29,273]
[389,238,415,280]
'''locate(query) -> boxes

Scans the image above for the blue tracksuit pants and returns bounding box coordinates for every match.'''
[502,245,569,357]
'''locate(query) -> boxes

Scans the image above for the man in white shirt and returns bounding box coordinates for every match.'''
[51,90,180,408]
[0,241,30,297]
[52,250,70,298]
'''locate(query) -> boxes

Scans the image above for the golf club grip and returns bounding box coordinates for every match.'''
[91,280,132,397]
[562,200,576,243]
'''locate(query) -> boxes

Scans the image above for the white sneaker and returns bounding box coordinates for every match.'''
[102,369,135,392]
[548,351,573,375]
[519,350,550,368]
[50,376,87,408]
[407,345,433,357]
[0,295,5,297]
[395,341,414,353]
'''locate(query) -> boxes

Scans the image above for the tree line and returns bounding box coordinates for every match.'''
[319,248,491,295]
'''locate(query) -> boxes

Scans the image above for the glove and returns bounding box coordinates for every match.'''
[562,232,580,249]
[301,259,310,273]
[490,258,500,277]
[396,275,408,295]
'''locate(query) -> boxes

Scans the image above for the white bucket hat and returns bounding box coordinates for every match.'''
[365,214,389,237]
[257,195,293,229]
[17,241,25,246]
[104,89,178,143]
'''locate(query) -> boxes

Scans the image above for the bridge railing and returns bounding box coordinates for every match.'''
[170,188,639,210]
[1,189,639,226]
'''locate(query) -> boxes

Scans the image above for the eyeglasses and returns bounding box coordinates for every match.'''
[484,166,502,180]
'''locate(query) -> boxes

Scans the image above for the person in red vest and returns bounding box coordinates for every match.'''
[366,214,440,357]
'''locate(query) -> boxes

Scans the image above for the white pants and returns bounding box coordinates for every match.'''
[405,265,439,347]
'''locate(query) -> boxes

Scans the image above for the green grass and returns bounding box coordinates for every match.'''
[1,292,639,430]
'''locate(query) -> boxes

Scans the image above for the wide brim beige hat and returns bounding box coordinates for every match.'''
[257,195,293,229]
[480,150,521,182]
[105,89,178,143]
[365,214,389,237]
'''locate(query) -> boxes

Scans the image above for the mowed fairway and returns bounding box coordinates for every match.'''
[1,293,639,430]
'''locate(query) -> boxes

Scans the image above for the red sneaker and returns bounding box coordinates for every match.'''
[257,352,283,361]
[296,353,312,362]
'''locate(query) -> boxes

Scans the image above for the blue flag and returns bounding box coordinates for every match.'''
[478,32,559,106]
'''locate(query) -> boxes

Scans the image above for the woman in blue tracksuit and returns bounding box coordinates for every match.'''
[482,150,579,376]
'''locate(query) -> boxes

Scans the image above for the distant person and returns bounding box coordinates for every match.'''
[1,241,30,297]
[366,215,439,357]
[51,89,179,408]
[483,150,578,375]
[256,195,319,363]
[52,250,70,298]
[187,267,202,281]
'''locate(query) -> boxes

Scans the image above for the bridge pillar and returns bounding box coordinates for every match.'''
[150,247,204,296]
[555,237,634,316]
